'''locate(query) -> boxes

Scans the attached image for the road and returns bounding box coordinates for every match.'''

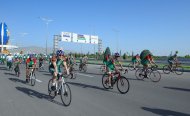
[0,64,190,116]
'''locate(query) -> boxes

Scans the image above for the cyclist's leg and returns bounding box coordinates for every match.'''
[26,68,29,82]
[50,68,57,90]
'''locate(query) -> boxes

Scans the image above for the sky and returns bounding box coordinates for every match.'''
[0,0,190,56]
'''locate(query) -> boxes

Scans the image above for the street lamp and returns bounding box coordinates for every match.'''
[39,17,53,55]
[112,29,119,53]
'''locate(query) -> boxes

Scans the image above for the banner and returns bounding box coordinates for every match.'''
[90,35,98,44]
[61,32,72,42]
[0,23,9,45]
[73,33,90,43]
[60,31,98,44]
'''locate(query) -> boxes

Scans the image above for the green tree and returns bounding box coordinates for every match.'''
[123,53,126,60]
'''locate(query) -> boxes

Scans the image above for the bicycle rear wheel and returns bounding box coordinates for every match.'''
[60,83,72,106]
[30,72,36,86]
[48,79,56,99]
[83,65,87,72]
[102,74,109,89]
[117,76,130,94]
[163,65,170,74]
[135,69,144,80]
[149,70,161,82]
[175,66,184,75]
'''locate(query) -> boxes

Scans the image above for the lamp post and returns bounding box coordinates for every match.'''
[39,17,53,55]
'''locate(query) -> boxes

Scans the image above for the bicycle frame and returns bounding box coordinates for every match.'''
[55,74,68,94]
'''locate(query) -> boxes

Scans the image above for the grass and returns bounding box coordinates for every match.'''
[76,59,190,70]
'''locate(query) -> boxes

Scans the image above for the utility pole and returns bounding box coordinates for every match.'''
[39,17,53,55]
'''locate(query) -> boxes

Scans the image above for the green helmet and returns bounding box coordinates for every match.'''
[175,51,178,54]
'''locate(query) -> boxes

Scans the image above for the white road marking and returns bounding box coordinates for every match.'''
[77,73,94,78]
[35,79,42,83]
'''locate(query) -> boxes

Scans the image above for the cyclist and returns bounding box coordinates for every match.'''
[132,54,140,69]
[26,54,37,83]
[39,55,44,69]
[168,51,178,70]
[6,53,13,70]
[14,56,21,74]
[49,49,69,91]
[79,55,88,69]
[140,50,156,78]
[67,53,76,68]
[106,53,123,89]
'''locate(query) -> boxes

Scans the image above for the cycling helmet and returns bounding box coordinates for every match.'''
[56,49,64,56]
[29,54,34,58]
[175,51,178,54]
[114,53,120,57]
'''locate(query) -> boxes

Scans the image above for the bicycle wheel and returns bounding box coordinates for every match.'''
[135,69,144,80]
[48,79,56,99]
[79,66,82,71]
[60,83,72,106]
[128,63,134,71]
[149,70,161,82]
[163,65,170,74]
[83,65,87,72]
[30,72,36,86]
[102,74,109,89]
[117,76,130,94]
[175,66,184,75]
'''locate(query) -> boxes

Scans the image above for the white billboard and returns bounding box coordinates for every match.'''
[61,32,72,42]
[73,33,90,44]
[90,35,98,44]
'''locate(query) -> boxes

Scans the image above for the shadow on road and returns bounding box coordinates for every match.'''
[4,72,16,76]
[9,78,26,84]
[163,86,190,92]
[38,70,49,73]
[68,82,118,94]
[141,107,190,116]
[0,67,7,70]
[80,72,104,76]
[43,73,52,76]
[15,86,64,107]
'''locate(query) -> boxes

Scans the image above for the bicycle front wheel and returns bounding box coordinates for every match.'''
[135,69,144,80]
[60,83,72,106]
[149,70,161,82]
[102,74,109,89]
[30,72,36,86]
[48,79,56,99]
[117,76,130,94]
[175,66,184,75]
[163,65,170,74]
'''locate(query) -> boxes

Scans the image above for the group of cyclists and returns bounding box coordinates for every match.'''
[102,48,179,88]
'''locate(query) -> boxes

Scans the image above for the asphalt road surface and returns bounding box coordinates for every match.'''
[0,63,190,116]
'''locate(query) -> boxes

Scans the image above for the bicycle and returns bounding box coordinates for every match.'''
[135,65,161,82]
[7,61,13,71]
[69,65,77,79]
[27,67,37,86]
[163,62,184,75]
[102,69,130,94]
[14,64,20,77]
[99,65,106,73]
[79,63,87,72]
[127,62,140,71]
[39,62,44,70]
[48,73,72,106]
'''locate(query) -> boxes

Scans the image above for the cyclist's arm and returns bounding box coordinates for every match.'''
[63,61,69,75]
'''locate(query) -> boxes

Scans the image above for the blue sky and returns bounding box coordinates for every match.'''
[0,0,190,56]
